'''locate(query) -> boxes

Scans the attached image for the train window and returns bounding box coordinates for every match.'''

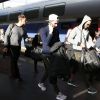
[24,9,39,21]
[9,12,21,22]
[0,15,8,23]
[61,23,69,30]
[43,3,65,17]
[61,22,77,30]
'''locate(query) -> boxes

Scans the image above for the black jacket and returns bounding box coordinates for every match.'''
[39,25,60,53]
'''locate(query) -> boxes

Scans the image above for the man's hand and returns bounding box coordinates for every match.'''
[96,47,100,53]
[80,43,85,48]
[25,37,33,44]
[28,37,32,41]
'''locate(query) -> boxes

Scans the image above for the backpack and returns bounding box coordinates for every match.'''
[4,23,15,55]
[3,23,15,57]
[7,23,15,47]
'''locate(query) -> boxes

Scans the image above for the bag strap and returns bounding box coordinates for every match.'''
[76,27,83,43]
[83,32,90,50]
[9,23,15,38]
[77,27,90,50]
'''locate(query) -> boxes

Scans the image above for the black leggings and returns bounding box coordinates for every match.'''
[10,45,21,78]
[40,55,50,83]
[49,74,60,94]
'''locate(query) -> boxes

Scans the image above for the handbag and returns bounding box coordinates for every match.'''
[65,43,75,60]
[82,49,100,72]
[30,46,42,60]
[81,32,100,71]
[50,42,62,53]
[33,46,42,54]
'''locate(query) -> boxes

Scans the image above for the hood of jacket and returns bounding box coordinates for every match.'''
[78,15,92,30]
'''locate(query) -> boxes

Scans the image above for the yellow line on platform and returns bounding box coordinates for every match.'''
[73,89,88,98]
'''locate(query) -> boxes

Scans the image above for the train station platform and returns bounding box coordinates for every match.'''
[0,53,100,100]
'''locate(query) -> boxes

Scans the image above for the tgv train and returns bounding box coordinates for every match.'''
[0,0,100,42]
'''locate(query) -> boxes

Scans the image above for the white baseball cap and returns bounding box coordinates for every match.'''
[48,14,59,21]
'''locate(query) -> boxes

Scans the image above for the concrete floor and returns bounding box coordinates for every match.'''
[0,54,100,100]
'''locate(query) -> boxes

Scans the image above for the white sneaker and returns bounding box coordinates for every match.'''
[67,80,78,87]
[38,83,46,91]
[87,87,97,95]
[56,92,67,100]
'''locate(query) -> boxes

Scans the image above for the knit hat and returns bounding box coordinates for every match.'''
[48,14,58,21]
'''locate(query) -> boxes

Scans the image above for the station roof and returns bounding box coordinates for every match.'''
[0,0,9,3]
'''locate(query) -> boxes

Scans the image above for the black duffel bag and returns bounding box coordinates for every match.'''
[82,49,100,72]
[30,46,42,60]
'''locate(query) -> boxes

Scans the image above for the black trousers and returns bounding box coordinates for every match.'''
[49,54,70,94]
[40,54,50,83]
[10,45,21,78]
[49,74,60,94]
[38,54,59,94]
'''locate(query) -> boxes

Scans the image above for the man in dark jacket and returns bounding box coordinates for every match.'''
[38,14,67,100]
[39,14,60,54]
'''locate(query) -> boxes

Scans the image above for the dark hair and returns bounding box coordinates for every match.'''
[18,14,26,19]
